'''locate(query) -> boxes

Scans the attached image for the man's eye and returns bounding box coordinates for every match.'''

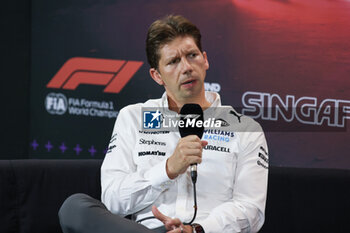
[169,58,179,65]
[189,53,197,58]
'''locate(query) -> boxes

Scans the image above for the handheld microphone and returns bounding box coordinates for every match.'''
[137,104,204,225]
[178,103,204,184]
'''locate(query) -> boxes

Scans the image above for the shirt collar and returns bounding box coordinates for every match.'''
[161,91,222,110]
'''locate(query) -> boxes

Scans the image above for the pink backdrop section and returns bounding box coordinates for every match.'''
[227,0,350,168]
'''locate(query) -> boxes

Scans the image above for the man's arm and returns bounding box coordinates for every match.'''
[101,106,174,216]
[152,127,268,233]
[196,124,269,233]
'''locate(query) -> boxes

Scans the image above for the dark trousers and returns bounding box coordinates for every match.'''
[58,193,166,233]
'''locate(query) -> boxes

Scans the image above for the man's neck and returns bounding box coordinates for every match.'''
[167,93,211,113]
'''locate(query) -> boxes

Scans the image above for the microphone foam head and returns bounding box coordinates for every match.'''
[179,103,204,138]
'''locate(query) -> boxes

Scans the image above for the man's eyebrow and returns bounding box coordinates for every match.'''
[162,46,200,63]
[164,53,179,62]
[187,49,199,54]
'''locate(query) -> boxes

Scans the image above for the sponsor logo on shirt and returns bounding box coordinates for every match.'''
[257,146,269,169]
[203,144,231,153]
[139,130,170,134]
[229,110,242,123]
[106,133,118,154]
[106,145,116,154]
[139,138,166,146]
[138,151,166,156]
[214,118,230,127]
[109,133,117,144]
[203,129,234,142]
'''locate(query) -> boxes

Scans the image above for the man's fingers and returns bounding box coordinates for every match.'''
[187,155,202,164]
[180,138,207,149]
[181,148,202,156]
[165,219,183,233]
[168,137,207,178]
[181,141,203,149]
[182,135,201,142]
[152,208,183,232]
[152,206,169,223]
[168,217,182,226]
[167,228,182,233]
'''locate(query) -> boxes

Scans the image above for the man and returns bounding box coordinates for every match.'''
[59,15,268,233]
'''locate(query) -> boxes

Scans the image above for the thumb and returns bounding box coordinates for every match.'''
[201,140,208,147]
[151,206,168,223]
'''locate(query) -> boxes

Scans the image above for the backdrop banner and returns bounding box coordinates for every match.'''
[30,0,350,169]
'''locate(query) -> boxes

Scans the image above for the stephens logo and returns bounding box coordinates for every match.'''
[45,93,68,115]
[139,138,166,146]
[46,57,143,93]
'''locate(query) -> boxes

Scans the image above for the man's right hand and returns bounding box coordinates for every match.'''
[166,135,208,179]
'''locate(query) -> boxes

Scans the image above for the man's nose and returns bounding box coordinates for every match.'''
[181,57,193,75]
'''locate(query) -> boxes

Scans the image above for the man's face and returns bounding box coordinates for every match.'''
[150,36,209,104]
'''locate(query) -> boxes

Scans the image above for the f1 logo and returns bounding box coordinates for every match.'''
[46,57,143,93]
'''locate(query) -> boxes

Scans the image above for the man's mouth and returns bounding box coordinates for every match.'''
[181,79,195,85]
[181,79,197,88]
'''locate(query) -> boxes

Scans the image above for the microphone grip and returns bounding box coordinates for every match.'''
[190,164,197,184]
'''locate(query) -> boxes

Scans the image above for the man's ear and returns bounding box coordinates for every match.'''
[149,68,164,85]
[202,51,209,70]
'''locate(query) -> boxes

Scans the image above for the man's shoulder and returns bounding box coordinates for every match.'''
[218,105,263,133]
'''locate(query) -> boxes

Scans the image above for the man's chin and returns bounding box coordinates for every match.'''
[180,88,204,100]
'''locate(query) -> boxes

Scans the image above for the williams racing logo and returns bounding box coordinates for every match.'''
[203,129,235,142]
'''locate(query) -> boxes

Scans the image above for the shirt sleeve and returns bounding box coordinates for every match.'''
[101,106,174,216]
[196,121,269,233]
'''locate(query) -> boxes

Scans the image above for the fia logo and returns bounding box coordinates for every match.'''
[143,110,162,129]
[45,93,67,115]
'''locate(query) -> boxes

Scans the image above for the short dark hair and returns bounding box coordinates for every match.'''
[146,15,202,69]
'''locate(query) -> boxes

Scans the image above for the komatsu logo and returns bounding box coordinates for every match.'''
[242,91,350,127]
